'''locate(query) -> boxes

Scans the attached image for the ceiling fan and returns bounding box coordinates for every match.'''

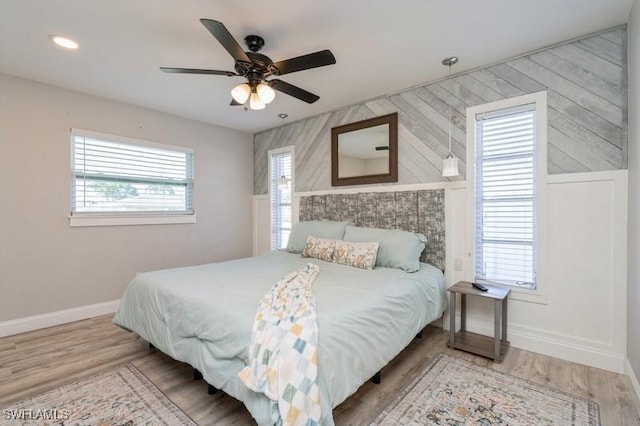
[160,19,336,110]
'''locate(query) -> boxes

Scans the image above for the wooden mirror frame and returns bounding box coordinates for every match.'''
[331,112,398,186]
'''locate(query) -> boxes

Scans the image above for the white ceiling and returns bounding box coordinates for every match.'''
[0,1,634,134]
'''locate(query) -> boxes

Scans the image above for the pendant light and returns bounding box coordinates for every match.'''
[277,108,290,190]
[442,56,460,177]
[278,174,289,190]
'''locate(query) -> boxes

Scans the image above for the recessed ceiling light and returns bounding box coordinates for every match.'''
[50,35,79,50]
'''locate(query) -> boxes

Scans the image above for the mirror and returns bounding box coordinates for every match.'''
[331,112,398,186]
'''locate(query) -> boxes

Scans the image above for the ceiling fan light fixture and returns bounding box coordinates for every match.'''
[256,83,276,104]
[249,92,265,110]
[231,83,251,104]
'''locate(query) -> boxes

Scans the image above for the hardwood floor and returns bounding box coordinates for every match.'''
[0,315,638,425]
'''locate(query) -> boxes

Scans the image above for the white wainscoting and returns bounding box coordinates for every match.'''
[0,300,120,337]
[625,357,640,418]
[624,357,640,416]
[252,170,628,373]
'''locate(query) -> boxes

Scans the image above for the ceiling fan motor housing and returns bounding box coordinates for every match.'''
[235,51,276,81]
[244,35,265,52]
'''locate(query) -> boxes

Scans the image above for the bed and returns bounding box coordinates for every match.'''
[113,189,447,425]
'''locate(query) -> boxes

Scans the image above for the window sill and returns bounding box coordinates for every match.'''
[475,280,548,305]
[69,214,197,227]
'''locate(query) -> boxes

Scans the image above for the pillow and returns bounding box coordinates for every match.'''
[301,235,337,262]
[343,225,426,272]
[334,240,379,270]
[286,220,349,253]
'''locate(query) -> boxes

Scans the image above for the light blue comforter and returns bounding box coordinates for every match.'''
[113,251,446,425]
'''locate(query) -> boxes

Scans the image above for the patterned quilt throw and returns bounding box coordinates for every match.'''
[239,263,322,426]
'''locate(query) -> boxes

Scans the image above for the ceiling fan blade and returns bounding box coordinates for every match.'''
[160,67,237,76]
[272,50,336,76]
[230,98,243,106]
[268,79,320,104]
[200,19,251,65]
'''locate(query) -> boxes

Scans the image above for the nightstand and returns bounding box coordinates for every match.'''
[447,280,510,362]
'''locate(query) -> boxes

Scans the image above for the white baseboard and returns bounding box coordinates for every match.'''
[625,357,640,419]
[508,328,624,373]
[0,300,120,338]
[443,312,624,373]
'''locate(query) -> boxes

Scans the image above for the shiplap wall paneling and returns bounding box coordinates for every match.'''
[254,26,627,194]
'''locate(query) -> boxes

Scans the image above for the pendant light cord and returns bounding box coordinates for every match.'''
[448,63,452,155]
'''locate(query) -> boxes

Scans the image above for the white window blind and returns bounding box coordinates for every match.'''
[71,130,194,215]
[474,103,536,289]
[270,149,293,250]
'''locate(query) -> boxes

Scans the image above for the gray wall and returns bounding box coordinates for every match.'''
[0,73,254,322]
[254,26,627,195]
[628,1,640,392]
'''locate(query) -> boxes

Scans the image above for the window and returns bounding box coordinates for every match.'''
[467,92,546,291]
[70,129,195,226]
[269,147,294,250]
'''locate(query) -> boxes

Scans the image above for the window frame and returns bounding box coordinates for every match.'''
[69,128,196,227]
[466,91,548,304]
[268,146,294,250]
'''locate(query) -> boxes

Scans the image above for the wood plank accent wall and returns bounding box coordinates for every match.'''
[254,26,627,194]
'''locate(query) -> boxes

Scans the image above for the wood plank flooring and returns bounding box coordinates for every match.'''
[0,315,638,425]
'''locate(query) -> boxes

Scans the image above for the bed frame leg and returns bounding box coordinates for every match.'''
[371,371,381,384]
[193,369,203,381]
[208,383,218,395]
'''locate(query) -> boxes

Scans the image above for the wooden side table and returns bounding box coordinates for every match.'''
[447,281,510,362]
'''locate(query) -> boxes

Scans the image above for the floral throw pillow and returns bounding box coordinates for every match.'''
[334,240,379,270]
[301,235,337,262]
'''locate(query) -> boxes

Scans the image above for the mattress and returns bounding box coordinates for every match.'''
[113,250,446,425]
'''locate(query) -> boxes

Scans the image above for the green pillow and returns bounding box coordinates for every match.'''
[343,225,426,272]
[286,221,349,253]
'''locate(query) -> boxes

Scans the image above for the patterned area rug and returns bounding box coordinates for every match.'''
[1,364,196,426]
[370,353,601,425]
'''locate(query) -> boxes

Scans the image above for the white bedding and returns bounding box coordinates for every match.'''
[113,250,446,425]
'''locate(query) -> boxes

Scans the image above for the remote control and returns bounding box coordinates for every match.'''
[472,282,489,292]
